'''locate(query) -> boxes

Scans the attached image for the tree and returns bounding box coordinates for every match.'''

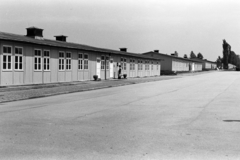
[222,39,231,69]
[228,51,239,66]
[197,53,203,59]
[236,55,240,69]
[183,54,188,58]
[190,51,197,59]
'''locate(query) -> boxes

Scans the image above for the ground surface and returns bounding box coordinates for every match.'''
[0,71,240,160]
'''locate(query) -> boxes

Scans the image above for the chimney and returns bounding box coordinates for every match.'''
[26,26,43,39]
[120,48,127,52]
[154,50,159,53]
[55,35,67,42]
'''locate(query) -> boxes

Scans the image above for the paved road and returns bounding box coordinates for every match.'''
[0,71,240,160]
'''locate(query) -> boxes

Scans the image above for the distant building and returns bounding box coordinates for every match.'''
[142,50,202,73]
[0,27,161,86]
[190,58,217,70]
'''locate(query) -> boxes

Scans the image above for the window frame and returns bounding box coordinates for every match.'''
[123,58,127,70]
[101,55,105,70]
[132,59,135,70]
[66,52,72,70]
[105,56,109,70]
[78,53,83,70]
[2,45,12,71]
[130,59,132,70]
[34,49,42,71]
[14,46,23,71]
[83,53,89,70]
[43,50,50,71]
[59,51,65,71]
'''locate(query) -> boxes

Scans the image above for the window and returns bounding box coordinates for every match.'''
[130,59,132,70]
[59,52,64,70]
[120,57,123,69]
[14,47,23,70]
[130,59,135,70]
[78,53,83,70]
[66,52,71,70]
[34,49,42,71]
[121,58,127,70]
[123,58,127,70]
[101,55,105,70]
[43,50,50,71]
[84,54,88,69]
[151,61,153,70]
[3,46,12,70]
[132,59,135,70]
[145,61,149,70]
[138,60,143,70]
[138,60,140,70]
[106,56,109,70]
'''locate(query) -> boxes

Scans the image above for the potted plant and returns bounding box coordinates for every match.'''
[93,75,98,81]
[123,74,127,79]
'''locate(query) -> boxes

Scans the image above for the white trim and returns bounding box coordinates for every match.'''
[78,53,83,70]
[58,51,65,71]
[34,49,42,71]
[2,45,12,71]
[66,52,72,70]
[43,50,50,71]
[14,46,24,71]
[83,53,89,70]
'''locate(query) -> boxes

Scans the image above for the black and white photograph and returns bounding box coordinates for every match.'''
[0,0,240,159]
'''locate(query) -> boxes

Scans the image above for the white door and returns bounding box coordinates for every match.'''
[192,63,195,71]
[96,58,101,78]
[110,59,113,78]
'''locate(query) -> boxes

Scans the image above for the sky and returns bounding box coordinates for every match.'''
[0,0,240,61]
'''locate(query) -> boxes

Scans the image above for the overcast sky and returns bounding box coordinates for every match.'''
[1,0,239,61]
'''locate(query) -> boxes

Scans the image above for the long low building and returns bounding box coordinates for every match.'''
[190,58,217,70]
[0,27,161,86]
[142,50,203,73]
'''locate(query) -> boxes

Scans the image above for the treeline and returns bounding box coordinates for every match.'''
[183,51,204,60]
[218,39,240,69]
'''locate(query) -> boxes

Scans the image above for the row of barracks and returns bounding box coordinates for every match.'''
[143,51,205,72]
[0,27,161,86]
[0,27,216,86]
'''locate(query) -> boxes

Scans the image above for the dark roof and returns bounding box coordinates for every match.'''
[190,58,216,64]
[54,35,68,37]
[0,31,160,60]
[26,26,43,30]
[142,51,203,63]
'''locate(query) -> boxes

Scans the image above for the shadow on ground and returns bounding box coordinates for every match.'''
[223,120,240,122]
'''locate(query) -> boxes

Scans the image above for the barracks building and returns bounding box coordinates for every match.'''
[0,27,161,86]
[142,50,203,73]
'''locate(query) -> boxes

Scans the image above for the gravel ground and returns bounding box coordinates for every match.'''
[0,71,217,103]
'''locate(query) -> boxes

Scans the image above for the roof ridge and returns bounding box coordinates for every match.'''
[0,31,25,37]
[0,31,160,60]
